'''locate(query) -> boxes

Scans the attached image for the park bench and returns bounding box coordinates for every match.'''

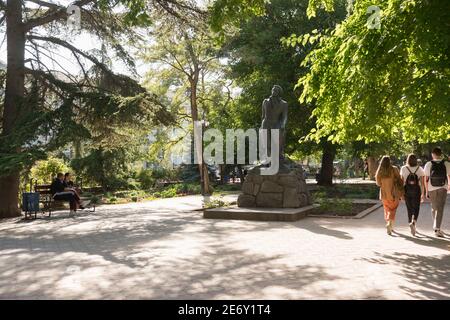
[32,180,95,218]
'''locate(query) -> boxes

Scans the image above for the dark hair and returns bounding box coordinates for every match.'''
[57,172,64,178]
[65,172,71,178]
[406,154,418,167]
[432,147,442,157]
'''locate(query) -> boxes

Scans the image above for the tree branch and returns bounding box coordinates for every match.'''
[23,0,93,32]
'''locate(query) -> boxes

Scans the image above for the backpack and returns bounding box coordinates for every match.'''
[430,160,447,187]
[404,167,420,196]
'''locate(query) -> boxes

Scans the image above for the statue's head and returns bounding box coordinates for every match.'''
[271,85,283,97]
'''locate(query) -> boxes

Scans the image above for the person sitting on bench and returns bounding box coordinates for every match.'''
[64,172,82,196]
[50,173,83,215]
[64,172,75,188]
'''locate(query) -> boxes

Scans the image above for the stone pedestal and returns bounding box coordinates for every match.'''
[237,161,312,208]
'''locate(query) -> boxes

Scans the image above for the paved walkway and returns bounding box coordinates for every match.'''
[0,193,449,300]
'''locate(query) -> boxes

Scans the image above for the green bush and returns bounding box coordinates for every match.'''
[159,189,177,198]
[203,198,231,209]
[214,184,241,192]
[90,195,100,205]
[109,197,117,203]
[30,157,70,184]
[185,183,201,194]
[151,182,202,199]
[137,169,156,190]
[314,192,352,214]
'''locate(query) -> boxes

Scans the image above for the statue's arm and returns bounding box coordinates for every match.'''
[281,102,288,128]
[261,100,266,122]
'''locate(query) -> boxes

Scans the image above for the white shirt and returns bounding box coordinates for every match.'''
[400,165,425,186]
[424,159,450,192]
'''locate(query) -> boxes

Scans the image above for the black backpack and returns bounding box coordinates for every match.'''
[404,167,420,195]
[430,160,447,187]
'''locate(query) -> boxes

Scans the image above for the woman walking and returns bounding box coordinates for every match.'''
[400,154,425,236]
[376,156,404,235]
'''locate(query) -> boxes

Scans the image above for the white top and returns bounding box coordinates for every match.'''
[424,159,450,192]
[400,165,425,186]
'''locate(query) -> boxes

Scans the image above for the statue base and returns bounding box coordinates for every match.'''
[237,159,312,208]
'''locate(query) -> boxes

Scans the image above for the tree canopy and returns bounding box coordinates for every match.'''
[295,0,450,144]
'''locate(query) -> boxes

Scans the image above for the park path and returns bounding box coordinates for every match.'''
[0,193,449,300]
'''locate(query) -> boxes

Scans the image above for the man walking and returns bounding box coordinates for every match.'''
[424,147,450,237]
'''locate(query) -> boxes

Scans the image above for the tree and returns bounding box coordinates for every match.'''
[297,0,450,145]
[0,0,200,218]
[218,0,347,186]
[141,13,226,195]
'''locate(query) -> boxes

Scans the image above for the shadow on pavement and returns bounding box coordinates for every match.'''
[362,252,450,299]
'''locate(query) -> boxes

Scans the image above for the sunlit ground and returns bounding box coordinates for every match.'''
[0,194,449,300]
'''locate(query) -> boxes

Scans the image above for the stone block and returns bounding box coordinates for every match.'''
[299,193,309,207]
[252,175,263,184]
[265,175,279,182]
[238,161,311,208]
[299,180,308,193]
[238,194,256,207]
[283,188,301,208]
[278,176,298,188]
[261,181,284,193]
[253,184,260,196]
[256,193,283,207]
[242,182,254,195]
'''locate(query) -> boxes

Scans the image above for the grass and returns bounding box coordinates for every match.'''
[311,184,379,200]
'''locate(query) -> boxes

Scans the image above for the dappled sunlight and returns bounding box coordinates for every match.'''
[1,196,450,299]
[361,252,450,299]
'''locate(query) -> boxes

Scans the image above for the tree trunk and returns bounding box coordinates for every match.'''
[317,141,336,186]
[189,76,212,195]
[219,164,225,185]
[0,0,25,218]
[367,156,378,180]
[236,165,244,185]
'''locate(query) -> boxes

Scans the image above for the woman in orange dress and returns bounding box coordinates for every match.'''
[375,156,403,235]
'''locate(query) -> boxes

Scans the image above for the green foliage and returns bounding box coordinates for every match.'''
[297,0,450,144]
[313,184,379,199]
[152,182,202,198]
[89,195,101,205]
[71,148,138,191]
[314,191,352,213]
[209,0,267,33]
[203,197,232,209]
[221,0,347,158]
[0,0,176,179]
[108,197,117,203]
[137,169,156,190]
[30,157,70,184]
[214,183,242,192]
[137,168,184,190]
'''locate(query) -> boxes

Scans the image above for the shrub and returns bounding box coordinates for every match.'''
[30,157,70,184]
[109,197,117,203]
[90,195,100,205]
[203,197,232,209]
[137,169,156,190]
[159,188,177,198]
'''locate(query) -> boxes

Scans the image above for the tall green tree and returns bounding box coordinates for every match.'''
[297,0,450,145]
[141,12,227,195]
[219,0,347,185]
[0,0,198,218]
